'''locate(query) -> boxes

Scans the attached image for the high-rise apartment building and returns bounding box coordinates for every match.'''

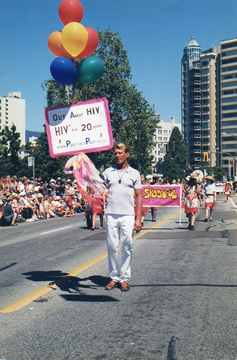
[181,37,237,178]
[0,92,26,145]
[220,38,237,177]
[181,37,202,166]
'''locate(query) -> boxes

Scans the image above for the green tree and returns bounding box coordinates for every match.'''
[208,166,225,180]
[31,126,68,180]
[42,28,158,174]
[0,125,21,176]
[162,126,188,181]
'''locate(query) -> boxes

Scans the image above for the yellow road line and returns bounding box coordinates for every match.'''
[0,209,180,313]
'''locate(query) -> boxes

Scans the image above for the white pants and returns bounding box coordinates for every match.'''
[106,214,134,283]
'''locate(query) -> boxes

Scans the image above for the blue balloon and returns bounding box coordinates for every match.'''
[50,57,77,85]
[76,56,104,84]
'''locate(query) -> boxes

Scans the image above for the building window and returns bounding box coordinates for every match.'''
[222,57,237,64]
[222,41,237,49]
[222,65,237,72]
[202,130,210,136]
[202,76,210,82]
[202,99,209,105]
[222,74,237,80]
[222,120,237,126]
[222,112,237,118]
[222,50,237,57]
[222,81,237,88]
[222,104,237,111]
[222,96,237,103]
[202,83,210,90]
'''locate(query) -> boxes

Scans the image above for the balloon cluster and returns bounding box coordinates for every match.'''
[48,0,104,85]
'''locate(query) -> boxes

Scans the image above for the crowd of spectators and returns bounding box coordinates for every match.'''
[0,175,87,227]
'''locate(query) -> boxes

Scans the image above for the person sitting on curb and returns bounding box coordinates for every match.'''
[2,198,18,226]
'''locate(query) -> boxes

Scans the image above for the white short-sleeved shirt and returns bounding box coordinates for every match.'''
[204,183,216,195]
[102,165,141,215]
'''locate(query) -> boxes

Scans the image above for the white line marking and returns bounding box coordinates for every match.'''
[40,225,73,235]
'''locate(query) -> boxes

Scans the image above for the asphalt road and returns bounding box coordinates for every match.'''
[0,195,237,360]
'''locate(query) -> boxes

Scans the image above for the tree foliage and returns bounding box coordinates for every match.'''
[19,126,68,180]
[208,166,225,180]
[162,127,188,181]
[42,28,158,174]
[0,125,21,177]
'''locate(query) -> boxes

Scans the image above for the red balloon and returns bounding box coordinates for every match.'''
[58,0,84,25]
[77,27,99,58]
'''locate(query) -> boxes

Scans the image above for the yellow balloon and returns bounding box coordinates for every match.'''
[61,22,88,57]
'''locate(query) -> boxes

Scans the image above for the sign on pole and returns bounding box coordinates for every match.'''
[28,156,35,167]
[45,97,113,158]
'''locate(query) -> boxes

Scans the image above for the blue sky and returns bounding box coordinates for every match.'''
[1,0,237,132]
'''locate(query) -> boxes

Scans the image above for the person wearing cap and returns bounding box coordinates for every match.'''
[204,176,216,222]
[182,172,202,230]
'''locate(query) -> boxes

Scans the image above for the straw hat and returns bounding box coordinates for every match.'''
[190,172,198,179]
[205,175,215,181]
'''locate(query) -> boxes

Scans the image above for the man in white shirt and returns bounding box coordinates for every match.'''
[102,144,142,291]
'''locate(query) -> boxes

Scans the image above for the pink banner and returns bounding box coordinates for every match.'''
[141,185,181,207]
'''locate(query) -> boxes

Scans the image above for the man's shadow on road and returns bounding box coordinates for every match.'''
[22,271,118,302]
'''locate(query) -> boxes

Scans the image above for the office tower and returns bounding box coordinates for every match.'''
[0,92,26,145]
[220,38,237,178]
[181,37,202,166]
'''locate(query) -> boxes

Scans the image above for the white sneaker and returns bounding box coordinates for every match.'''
[26,218,34,222]
[33,216,39,221]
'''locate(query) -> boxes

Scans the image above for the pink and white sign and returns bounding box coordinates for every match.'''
[45,97,113,158]
[141,185,181,207]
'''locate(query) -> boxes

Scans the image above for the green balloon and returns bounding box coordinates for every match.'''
[76,56,105,84]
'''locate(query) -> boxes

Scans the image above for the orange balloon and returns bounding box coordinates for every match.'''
[48,31,72,58]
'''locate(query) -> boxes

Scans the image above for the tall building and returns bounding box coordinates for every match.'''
[181,37,237,178]
[0,92,26,145]
[199,46,220,168]
[220,37,237,177]
[181,37,202,166]
[152,116,181,173]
